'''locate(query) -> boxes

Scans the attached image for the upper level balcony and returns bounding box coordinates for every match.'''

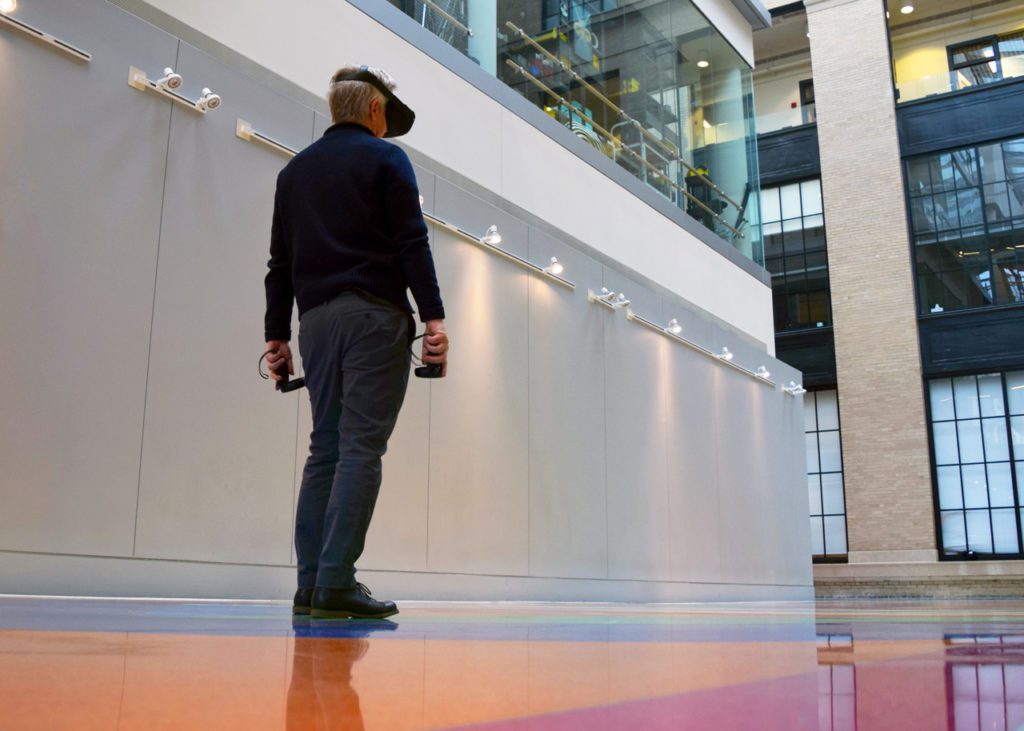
[386,0,765,262]
[889,0,1023,105]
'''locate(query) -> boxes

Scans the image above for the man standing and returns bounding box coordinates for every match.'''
[263,65,448,619]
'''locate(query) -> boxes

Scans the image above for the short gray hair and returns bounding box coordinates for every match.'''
[327,65,396,125]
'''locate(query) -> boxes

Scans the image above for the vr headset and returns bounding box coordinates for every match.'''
[331,66,416,138]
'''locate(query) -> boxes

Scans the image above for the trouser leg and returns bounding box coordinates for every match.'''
[316,305,410,589]
[294,293,411,590]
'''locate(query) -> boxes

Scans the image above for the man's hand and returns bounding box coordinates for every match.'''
[264,340,294,384]
[422,319,449,377]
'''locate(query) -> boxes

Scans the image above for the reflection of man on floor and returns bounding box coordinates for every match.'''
[263,65,448,619]
[286,620,397,731]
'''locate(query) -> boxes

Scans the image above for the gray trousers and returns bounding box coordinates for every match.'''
[295,292,411,590]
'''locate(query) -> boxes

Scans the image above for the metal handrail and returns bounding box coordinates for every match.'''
[504,21,744,214]
[505,60,742,239]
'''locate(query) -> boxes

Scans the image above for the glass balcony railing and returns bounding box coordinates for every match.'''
[388,0,763,263]
[896,60,1024,104]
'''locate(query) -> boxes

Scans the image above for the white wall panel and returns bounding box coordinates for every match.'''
[0,0,176,555]
[527,230,608,579]
[426,221,530,576]
[666,344,724,582]
[602,271,672,581]
[133,43,309,564]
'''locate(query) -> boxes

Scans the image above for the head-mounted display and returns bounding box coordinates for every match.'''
[331,66,415,138]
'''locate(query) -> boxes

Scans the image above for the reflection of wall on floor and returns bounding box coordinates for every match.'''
[0,0,811,602]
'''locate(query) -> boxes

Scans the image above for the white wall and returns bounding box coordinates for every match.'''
[130,0,776,351]
[753,60,813,133]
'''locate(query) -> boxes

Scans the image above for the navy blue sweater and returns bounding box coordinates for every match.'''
[264,122,445,342]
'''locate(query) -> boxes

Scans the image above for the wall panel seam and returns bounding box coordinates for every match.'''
[131,39,181,558]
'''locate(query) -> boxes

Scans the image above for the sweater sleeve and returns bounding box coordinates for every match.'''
[385,145,446,322]
[264,179,294,341]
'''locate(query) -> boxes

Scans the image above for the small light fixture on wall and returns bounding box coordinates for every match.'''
[196,87,222,112]
[665,318,682,335]
[900,4,914,14]
[0,0,17,14]
[481,225,502,245]
[717,347,733,362]
[755,365,771,380]
[611,293,630,309]
[543,257,564,275]
[783,381,807,396]
[697,59,709,69]
[155,67,184,91]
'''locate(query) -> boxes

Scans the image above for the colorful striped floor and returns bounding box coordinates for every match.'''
[2,596,1024,729]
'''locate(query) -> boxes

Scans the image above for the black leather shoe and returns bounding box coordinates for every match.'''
[311,583,398,619]
[293,587,314,615]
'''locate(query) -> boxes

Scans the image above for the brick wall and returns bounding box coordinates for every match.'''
[805,0,936,557]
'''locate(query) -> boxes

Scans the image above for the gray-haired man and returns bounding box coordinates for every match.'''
[263,65,448,619]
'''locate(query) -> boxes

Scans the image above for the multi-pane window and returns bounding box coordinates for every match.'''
[806,389,847,558]
[908,137,1024,315]
[762,179,832,332]
[929,371,1024,557]
[948,31,1024,90]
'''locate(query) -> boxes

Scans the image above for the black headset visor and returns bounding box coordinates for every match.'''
[331,69,415,138]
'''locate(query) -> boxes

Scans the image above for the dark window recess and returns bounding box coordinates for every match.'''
[799,78,815,125]
[908,136,1024,316]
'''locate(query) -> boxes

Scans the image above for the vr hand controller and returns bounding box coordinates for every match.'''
[275,365,306,393]
[259,351,306,393]
[411,332,445,379]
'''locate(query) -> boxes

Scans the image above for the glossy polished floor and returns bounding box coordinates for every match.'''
[2,597,1024,729]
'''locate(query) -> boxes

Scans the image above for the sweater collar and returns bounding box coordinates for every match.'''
[324,121,374,137]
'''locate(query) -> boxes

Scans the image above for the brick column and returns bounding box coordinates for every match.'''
[805,0,936,562]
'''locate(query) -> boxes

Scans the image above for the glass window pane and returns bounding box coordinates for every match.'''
[804,392,818,432]
[821,473,844,515]
[993,509,1019,553]
[808,474,822,516]
[982,418,1010,461]
[780,183,802,220]
[816,390,839,430]
[761,187,781,224]
[818,431,842,473]
[957,420,985,463]
[806,432,820,473]
[1007,416,1024,455]
[800,179,822,216]
[987,462,1014,507]
[966,510,994,553]
[978,373,1006,417]
[937,465,964,509]
[930,379,956,421]
[958,188,983,227]
[824,516,847,555]
[962,463,989,509]
[954,375,981,418]
[933,421,960,465]
[942,511,967,553]
[810,517,824,555]
[1008,371,1024,414]
[979,142,1007,184]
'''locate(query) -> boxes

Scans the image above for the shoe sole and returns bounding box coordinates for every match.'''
[310,607,399,620]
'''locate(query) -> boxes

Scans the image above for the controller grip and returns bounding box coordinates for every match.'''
[415,363,444,379]
[274,365,305,392]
